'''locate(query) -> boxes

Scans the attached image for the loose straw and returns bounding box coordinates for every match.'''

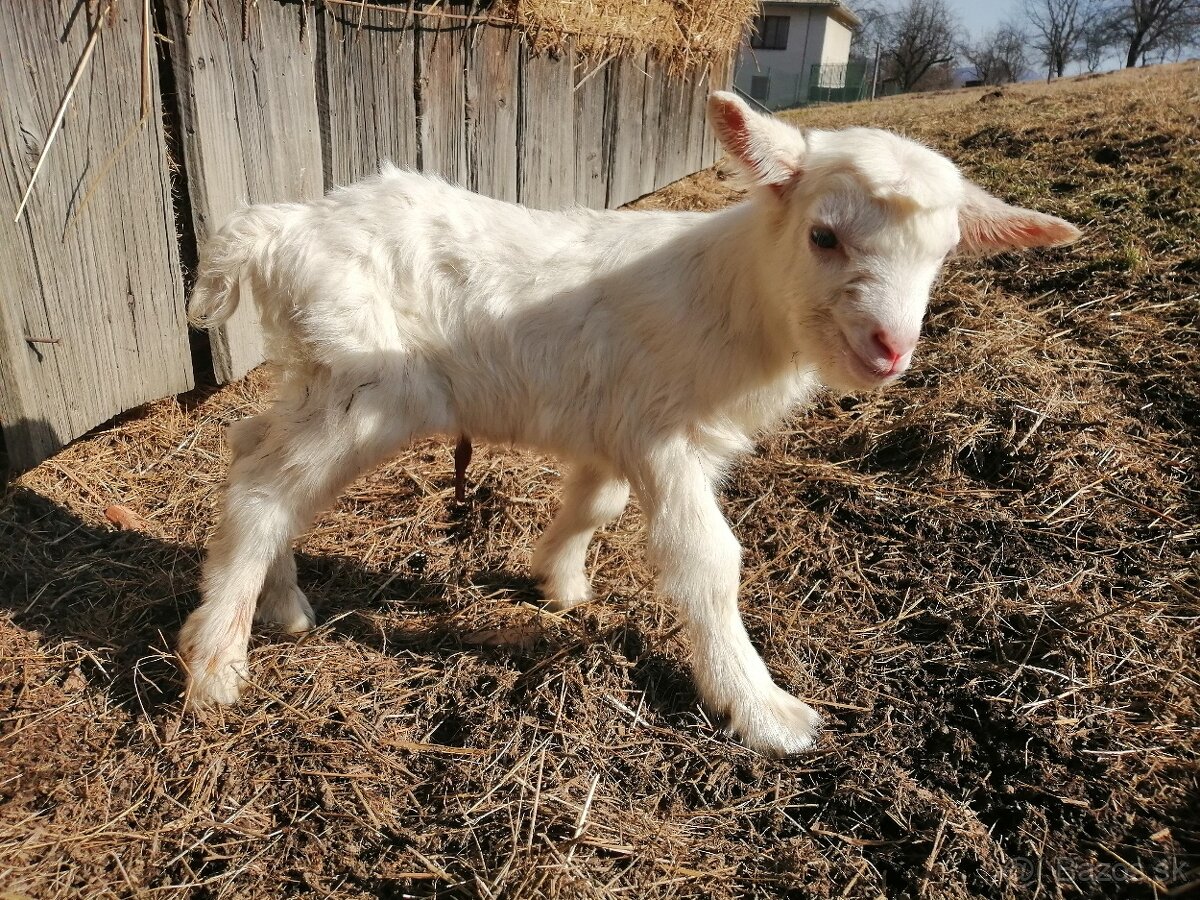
[14,0,115,223]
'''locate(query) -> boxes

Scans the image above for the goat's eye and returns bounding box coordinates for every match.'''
[810,227,839,251]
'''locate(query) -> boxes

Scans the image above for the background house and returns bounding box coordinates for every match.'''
[734,0,862,109]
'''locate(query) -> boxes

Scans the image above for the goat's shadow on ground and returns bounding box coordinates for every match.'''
[0,486,701,726]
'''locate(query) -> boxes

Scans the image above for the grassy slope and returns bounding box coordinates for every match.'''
[2,64,1197,899]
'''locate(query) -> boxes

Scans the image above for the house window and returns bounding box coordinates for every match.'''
[750,15,789,51]
[749,75,770,102]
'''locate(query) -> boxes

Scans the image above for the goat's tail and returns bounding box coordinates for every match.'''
[187,204,287,328]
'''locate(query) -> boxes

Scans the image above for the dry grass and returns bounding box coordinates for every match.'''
[2,63,1198,898]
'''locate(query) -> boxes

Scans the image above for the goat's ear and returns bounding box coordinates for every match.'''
[957,181,1081,255]
[707,91,806,192]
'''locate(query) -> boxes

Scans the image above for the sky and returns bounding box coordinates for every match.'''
[924,0,1129,74]
[944,0,1027,41]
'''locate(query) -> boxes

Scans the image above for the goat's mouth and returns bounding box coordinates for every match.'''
[834,328,903,390]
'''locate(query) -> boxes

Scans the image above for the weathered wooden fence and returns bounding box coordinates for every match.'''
[0,0,192,468]
[0,0,731,470]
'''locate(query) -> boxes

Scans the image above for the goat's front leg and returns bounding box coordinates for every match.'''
[637,451,821,756]
[532,463,630,611]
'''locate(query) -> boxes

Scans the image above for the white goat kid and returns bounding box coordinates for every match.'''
[179,92,1079,756]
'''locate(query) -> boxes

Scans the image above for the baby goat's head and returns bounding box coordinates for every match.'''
[708,92,1081,393]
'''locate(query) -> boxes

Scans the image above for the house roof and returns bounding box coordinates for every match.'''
[760,0,862,29]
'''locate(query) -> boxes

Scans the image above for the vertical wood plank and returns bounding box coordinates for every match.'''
[320,3,418,186]
[685,70,708,175]
[0,0,191,469]
[705,69,720,169]
[605,53,649,208]
[654,65,692,190]
[466,24,519,202]
[574,60,610,209]
[165,0,323,382]
[705,56,734,168]
[637,59,662,198]
[418,5,468,185]
[518,41,575,210]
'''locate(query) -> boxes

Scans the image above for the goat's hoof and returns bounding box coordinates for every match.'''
[181,654,248,707]
[256,585,316,634]
[535,572,592,612]
[178,613,251,707]
[730,688,822,757]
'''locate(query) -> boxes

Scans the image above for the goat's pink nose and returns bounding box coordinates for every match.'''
[872,329,906,366]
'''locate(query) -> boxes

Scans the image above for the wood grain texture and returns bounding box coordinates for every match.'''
[637,60,663,198]
[685,70,709,175]
[573,59,611,210]
[466,24,519,202]
[165,0,323,383]
[418,5,468,185]
[321,5,420,186]
[704,56,734,168]
[321,4,418,187]
[518,42,575,210]
[605,53,649,208]
[653,67,692,190]
[0,0,191,469]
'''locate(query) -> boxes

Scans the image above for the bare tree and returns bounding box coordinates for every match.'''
[1024,0,1090,78]
[996,24,1035,81]
[849,0,891,60]
[1081,14,1115,69]
[880,0,960,91]
[1095,0,1200,66]
[961,23,1033,83]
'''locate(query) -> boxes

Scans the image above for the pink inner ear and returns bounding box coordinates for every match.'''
[1007,217,1070,244]
[961,206,1080,253]
[714,101,754,169]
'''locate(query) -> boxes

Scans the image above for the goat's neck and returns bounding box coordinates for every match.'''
[674,200,807,393]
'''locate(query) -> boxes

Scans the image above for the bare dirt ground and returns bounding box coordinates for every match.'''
[2,63,1197,899]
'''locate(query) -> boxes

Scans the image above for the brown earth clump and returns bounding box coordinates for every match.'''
[2,63,1197,898]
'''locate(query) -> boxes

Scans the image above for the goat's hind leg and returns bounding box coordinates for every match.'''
[531,462,629,611]
[180,371,440,706]
[221,415,315,636]
[255,551,314,634]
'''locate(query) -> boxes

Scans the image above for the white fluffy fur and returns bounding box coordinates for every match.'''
[178,92,1079,755]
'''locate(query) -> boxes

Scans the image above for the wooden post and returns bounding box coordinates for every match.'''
[574,59,611,209]
[684,70,709,176]
[320,2,419,186]
[605,53,651,208]
[638,60,662,198]
[653,62,692,190]
[418,3,468,185]
[518,41,576,210]
[165,0,324,383]
[466,24,519,202]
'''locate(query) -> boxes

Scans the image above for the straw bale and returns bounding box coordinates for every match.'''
[496,0,759,71]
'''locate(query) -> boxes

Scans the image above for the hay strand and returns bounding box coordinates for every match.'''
[13,1,114,223]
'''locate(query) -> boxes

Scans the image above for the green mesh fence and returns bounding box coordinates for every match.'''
[807,61,871,104]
